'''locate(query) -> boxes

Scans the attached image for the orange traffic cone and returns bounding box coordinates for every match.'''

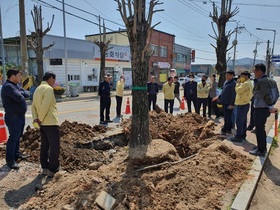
[0,113,8,143]
[124,97,131,114]
[180,96,185,110]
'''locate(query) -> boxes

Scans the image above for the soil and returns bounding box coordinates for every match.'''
[0,110,253,210]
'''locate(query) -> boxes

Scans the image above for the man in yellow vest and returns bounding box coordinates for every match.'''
[230,71,253,142]
[196,75,210,117]
[162,77,175,114]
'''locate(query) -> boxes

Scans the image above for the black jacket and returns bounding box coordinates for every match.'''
[1,80,29,115]
[219,79,236,106]
[98,81,111,97]
[147,82,159,95]
[184,81,197,98]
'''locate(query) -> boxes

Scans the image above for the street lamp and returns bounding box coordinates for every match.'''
[256,28,276,74]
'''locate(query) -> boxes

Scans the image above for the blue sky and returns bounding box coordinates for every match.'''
[1,0,280,65]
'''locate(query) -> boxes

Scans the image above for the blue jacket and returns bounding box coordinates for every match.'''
[98,81,111,97]
[147,82,159,95]
[219,79,236,106]
[1,80,29,115]
[184,81,197,98]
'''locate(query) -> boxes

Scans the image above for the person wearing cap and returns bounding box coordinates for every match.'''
[147,76,159,111]
[184,74,197,113]
[98,74,113,124]
[213,70,236,135]
[31,71,60,178]
[115,75,125,117]
[1,69,30,170]
[196,75,210,117]
[230,71,253,142]
[249,63,279,156]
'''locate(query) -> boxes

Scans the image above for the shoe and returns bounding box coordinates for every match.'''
[41,168,49,175]
[215,116,220,119]
[116,114,123,118]
[106,120,113,123]
[230,136,243,143]
[7,161,19,170]
[99,121,108,125]
[226,130,232,134]
[252,146,267,153]
[47,170,55,178]
[251,129,256,133]
[249,148,266,156]
[246,126,254,131]
[15,154,30,161]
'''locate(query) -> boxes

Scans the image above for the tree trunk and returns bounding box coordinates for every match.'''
[99,44,106,82]
[36,36,44,84]
[128,25,151,150]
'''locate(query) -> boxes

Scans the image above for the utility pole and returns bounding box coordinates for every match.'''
[232,25,244,72]
[62,0,69,96]
[0,5,6,82]
[265,40,271,76]
[19,0,29,81]
[253,40,260,66]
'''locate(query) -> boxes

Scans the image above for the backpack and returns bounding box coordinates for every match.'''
[268,78,279,104]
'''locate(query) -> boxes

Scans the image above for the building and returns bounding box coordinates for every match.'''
[1,34,132,92]
[86,29,175,85]
[173,43,192,77]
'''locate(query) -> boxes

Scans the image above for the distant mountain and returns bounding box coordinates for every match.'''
[228,57,265,67]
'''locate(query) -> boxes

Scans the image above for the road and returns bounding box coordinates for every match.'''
[0,89,187,130]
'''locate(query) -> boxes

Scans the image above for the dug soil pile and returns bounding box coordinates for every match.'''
[2,111,252,209]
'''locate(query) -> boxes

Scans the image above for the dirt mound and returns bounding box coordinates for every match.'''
[122,111,219,157]
[2,111,253,209]
[19,142,252,210]
[17,120,112,172]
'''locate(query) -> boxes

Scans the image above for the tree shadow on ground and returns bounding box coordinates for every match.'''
[4,174,49,208]
[263,157,280,186]
[0,164,11,182]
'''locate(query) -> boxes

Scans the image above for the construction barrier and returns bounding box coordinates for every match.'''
[124,97,131,114]
[0,113,7,143]
[180,96,185,110]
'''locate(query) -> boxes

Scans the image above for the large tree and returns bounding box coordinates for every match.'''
[87,16,112,83]
[115,0,163,155]
[27,5,54,85]
[209,0,239,87]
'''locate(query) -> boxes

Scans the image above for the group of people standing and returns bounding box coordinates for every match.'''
[147,63,279,157]
[147,73,221,118]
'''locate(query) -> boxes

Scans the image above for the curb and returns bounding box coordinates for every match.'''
[230,116,278,210]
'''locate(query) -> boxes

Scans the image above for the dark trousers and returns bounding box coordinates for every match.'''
[196,98,208,117]
[40,126,60,173]
[235,104,250,139]
[208,96,220,117]
[164,99,174,114]
[248,101,255,128]
[222,104,233,132]
[148,94,157,110]
[186,95,197,113]
[255,108,270,152]
[4,114,25,163]
[115,96,123,116]
[100,95,111,121]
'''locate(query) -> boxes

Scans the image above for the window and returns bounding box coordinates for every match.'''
[150,44,158,56]
[68,74,80,81]
[87,75,93,81]
[50,58,62,65]
[160,46,167,57]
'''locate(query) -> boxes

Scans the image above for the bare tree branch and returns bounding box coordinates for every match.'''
[43,42,55,51]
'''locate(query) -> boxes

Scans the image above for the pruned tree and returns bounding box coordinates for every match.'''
[27,5,55,85]
[88,16,112,83]
[115,0,163,155]
[209,0,239,87]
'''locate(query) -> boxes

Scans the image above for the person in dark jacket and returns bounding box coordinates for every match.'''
[213,70,236,135]
[249,63,279,156]
[184,74,197,113]
[1,69,30,170]
[247,78,258,131]
[98,74,112,125]
[173,76,182,107]
[147,76,159,110]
